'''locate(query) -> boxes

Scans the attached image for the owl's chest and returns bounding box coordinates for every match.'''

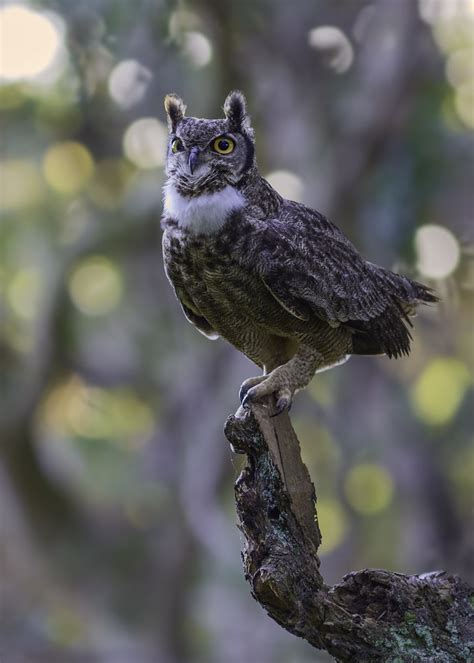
[168,226,260,317]
[176,234,240,297]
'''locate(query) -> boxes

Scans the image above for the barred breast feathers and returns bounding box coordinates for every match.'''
[163,181,246,234]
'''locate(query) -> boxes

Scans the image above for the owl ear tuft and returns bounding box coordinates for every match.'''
[164,94,186,132]
[223,90,250,131]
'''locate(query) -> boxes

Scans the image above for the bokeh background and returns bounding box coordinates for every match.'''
[1,0,473,661]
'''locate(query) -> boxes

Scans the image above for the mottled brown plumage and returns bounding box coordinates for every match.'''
[161,91,437,414]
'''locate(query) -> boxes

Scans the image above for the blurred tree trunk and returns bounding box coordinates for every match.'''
[224,404,474,662]
[2,424,83,539]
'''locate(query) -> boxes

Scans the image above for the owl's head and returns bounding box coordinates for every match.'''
[164,91,255,195]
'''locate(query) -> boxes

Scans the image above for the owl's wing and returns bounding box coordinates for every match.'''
[162,232,219,340]
[254,205,434,356]
[257,210,394,324]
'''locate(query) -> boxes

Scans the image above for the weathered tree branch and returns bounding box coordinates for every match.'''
[224,404,474,662]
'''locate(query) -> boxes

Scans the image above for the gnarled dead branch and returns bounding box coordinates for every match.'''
[224,404,473,662]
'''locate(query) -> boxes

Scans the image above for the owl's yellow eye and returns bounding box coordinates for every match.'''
[171,138,183,154]
[212,136,235,154]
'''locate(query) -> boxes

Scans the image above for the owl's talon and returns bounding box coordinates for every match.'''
[271,390,293,416]
[271,400,290,417]
[241,387,257,410]
[239,384,252,405]
[239,375,266,405]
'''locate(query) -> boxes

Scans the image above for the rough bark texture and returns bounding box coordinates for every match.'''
[224,403,474,663]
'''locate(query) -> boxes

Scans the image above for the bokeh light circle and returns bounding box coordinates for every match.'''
[308,26,354,73]
[0,159,43,210]
[454,83,474,129]
[412,358,470,426]
[317,498,348,555]
[68,256,123,316]
[181,31,212,68]
[108,59,152,109]
[7,268,41,320]
[123,118,167,169]
[345,463,394,516]
[0,5,65,83]
[43,142,94,195]
[415,224,460,279]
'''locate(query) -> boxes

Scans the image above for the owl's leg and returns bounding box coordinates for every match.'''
[238,337,297,405]
[241,344,324,415]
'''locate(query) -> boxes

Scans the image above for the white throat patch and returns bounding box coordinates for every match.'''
[163,183,245,234]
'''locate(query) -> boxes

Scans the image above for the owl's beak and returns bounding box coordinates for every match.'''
[188,147,200,174]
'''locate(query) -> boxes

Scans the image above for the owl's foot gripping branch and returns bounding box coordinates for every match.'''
[240,345,324,416]
[224,404,473,663]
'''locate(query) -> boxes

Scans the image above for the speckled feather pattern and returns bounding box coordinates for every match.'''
[162,92,437,381]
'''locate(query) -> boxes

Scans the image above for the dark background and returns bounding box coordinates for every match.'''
[1,0,473,661]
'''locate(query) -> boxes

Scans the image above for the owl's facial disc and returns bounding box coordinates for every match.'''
[166,117,254,196]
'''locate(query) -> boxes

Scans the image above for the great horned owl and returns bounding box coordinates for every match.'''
[161,91,437,415]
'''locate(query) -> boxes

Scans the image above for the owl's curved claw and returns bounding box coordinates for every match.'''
[271,390,293,417]
[241,388,256,410]
[241,384,264,410]
[239,375,267,406]
[239,384,251,406]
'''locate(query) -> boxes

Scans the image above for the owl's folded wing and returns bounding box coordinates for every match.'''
[256,215,435,357]
[258,220,397,324]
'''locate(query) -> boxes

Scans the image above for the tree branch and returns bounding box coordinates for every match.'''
[224,404,474,662]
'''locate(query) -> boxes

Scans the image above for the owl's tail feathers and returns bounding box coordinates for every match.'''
[350,275,438,359]
[402,277,439,308]
[350,306,412,359]
[373,267,439,309]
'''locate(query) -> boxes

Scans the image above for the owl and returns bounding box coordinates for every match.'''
[161,91,437,415]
